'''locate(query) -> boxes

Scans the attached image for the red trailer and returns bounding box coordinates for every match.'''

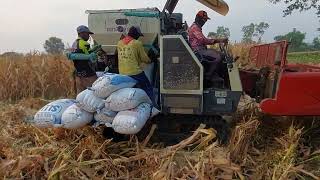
[240,41,320,116]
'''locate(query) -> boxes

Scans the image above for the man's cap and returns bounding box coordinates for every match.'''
[77,25,94,34]
[196,10,210,20]
[128,26,144,37]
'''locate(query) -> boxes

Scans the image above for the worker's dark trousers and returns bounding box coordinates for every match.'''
[197,49,222,78]
[130,72,156,106]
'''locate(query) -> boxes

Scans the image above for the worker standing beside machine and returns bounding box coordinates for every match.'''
[117,26,156,106]
[67,25,101,94]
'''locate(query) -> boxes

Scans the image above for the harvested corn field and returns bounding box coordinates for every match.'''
[1,50,320,179]
[0,96,320,179]
[2,0,320,178]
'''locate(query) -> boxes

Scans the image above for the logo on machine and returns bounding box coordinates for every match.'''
[115,19,129,25]
[117,26,125,32]
[106,26,128,33]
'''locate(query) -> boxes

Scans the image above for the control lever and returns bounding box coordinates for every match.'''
[219,43,234,72]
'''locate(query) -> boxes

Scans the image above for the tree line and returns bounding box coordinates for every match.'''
[44,22,319,55]
[208,24,319,52]
[41,0,320,55]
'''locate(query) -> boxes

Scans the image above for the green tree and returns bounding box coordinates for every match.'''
[268,0,320,16]
[269,0,320,31]
[274,28,307,51]
[44,37,65,54]
[254,22,270,43]
[242,22,270,43]
[313,37,320,49]
[242,23,256,43]
[208,32,217,38]
[216,26,231,38]
[208,26,230,39]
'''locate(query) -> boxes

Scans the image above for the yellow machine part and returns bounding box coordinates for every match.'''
[197,0,229,16]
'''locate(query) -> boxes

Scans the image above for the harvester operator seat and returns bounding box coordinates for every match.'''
[175,30,225,89]
[194,51,225,89]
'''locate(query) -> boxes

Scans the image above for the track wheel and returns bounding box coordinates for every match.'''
[203,116,230,145]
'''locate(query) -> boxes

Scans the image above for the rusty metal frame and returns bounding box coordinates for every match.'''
[249,40,289,69]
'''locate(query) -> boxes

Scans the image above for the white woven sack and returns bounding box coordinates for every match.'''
[76,89,105,113]
[91,73,137,98]
[108,103,151,135]
[151,107,160,118]
[105,88,152,112]
[33,99,76,128]
[94,108,117,125]
[96,71,105,78]
[60,104,93,129]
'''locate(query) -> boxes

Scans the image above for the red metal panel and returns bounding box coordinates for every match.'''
[249,41,320,116]
[248,41,288,69]
[239,70,258,96]
[260,71,320,116]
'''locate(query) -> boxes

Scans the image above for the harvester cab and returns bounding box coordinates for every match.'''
[86,0,241,143]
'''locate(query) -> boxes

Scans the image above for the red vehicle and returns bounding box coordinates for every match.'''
[240,41,320,116]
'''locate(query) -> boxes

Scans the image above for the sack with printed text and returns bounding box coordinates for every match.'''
[33,99,76,128]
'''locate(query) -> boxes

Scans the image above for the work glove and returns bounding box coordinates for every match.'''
[65,52,97,62]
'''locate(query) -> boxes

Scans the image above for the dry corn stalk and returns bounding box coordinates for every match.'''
[230,116,260,163]
[272,125,305,180]
[0,54,75,102]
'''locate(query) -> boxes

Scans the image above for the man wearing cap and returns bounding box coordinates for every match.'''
[188,10,228,79]
[69,25,98,93]
[117,26,155,105]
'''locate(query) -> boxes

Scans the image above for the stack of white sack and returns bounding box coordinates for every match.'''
[89,73,160,135]
[104,88,159,134]
[32,73,148,130]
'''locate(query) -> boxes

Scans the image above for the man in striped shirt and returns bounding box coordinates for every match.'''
[188,10,228,79]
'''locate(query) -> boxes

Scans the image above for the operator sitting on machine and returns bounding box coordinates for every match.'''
[117,26,156,106]
[188,10,228,80]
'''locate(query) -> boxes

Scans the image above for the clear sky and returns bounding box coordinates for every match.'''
[0,0,319,53]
